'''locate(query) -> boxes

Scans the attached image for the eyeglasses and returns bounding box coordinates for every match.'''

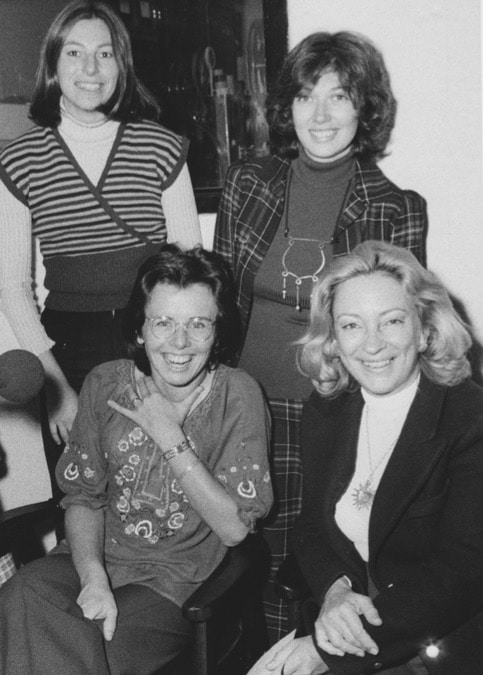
[145,316,216,342]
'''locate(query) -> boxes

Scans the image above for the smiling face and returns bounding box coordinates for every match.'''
[57,18,119,124]
[291,70,359,162]
[332,272,427,397]
[139,282,217,401]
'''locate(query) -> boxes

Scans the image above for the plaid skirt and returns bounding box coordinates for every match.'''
[262,398,304,645]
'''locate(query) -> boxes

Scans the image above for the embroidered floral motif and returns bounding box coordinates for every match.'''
[216,447,271,502]
[129,427,146,446]
[237,479,256,499]
[171,479,183,494]
[117,496,130,514]
[120,465,136,482]
[109,426,191,541]
[135,520,153,539]
[168,513,185,529]
[84,467,95,479]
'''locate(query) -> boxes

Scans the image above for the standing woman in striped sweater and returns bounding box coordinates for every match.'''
[0,0,201,445]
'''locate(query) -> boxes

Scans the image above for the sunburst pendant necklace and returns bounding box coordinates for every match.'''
[352,406,398,510]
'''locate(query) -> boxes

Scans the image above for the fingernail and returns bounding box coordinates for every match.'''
[370,648,379,655]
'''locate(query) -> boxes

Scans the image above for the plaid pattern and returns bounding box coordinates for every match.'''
[262,399,303,644]
[0,553,16,587]
[214,154,427,336]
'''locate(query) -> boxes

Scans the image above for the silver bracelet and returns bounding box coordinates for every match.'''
[163,438,193,461]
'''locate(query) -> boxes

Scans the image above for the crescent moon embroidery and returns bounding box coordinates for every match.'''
[64,462,79,481]
[238,480,256,499]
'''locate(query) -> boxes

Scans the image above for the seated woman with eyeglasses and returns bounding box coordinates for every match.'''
[0,244,273,675]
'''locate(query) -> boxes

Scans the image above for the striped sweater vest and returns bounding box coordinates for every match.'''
[0,121,188,311]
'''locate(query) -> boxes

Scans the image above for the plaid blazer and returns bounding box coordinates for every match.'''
[214,154,427,341]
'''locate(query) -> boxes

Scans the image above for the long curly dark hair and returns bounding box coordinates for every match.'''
[266,31,397,162]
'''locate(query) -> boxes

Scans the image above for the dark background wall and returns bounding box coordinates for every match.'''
[0,0,68,102]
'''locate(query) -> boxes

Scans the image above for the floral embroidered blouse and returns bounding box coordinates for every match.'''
[53,360,273,607]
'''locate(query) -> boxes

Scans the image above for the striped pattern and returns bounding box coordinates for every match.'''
[0,121,186,259]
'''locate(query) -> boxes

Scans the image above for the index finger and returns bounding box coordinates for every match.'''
[102,607,118,641]
[337,612,379,655]
[49,420,62,445]
[107,399,136,421]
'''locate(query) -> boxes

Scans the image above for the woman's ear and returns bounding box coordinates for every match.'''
[418,328,430,353]
[136,334,145,346]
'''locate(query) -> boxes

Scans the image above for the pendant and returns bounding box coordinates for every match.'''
[282,271,288,300]
[352,480,374,509]
[280,237,328,310]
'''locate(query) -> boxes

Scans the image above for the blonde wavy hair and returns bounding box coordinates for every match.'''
[297,241,472,398]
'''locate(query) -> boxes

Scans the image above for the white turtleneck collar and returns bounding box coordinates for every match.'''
[57,107,120,184]
[361,372,421,415]
[58,112,120,143]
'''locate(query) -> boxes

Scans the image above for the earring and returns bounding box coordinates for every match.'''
[136,335,144,345]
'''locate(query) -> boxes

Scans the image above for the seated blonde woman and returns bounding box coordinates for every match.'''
[251,241,483,675]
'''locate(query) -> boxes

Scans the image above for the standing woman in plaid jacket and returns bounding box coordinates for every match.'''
[214,31,427,643]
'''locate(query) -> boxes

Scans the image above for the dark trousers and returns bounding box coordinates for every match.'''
[39,308,131,509]
[41,308,130,394]
[0,554,191,675]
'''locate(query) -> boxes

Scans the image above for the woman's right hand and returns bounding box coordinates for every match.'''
[315,577,382,657]
[77,578,118,641]
[107,376,204,449]
[46,382,78,445]
[38,350,78,444]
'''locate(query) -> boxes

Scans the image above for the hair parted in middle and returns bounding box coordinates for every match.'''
[30,0,160,127]
[123,244,243,375]
[266,31,397,161]
[297,240,472,398]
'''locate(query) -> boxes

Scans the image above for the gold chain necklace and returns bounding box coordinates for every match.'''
[352,406,398,510]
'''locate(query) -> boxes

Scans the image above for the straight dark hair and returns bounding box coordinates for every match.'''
[30,0,160,127]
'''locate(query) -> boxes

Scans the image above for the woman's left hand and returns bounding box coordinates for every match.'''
[107,376,203,442]
[315,577,381,658]
[264,636,328,674]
